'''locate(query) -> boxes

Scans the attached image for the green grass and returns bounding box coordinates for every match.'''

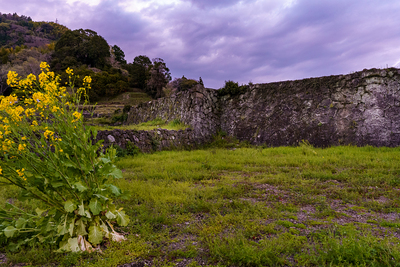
[92,118,190,131]
[3,145,400,266]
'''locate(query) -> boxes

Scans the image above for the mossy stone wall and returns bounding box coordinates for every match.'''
[117,68,400,148]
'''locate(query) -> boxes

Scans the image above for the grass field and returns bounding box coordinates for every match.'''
[2,142,400,266]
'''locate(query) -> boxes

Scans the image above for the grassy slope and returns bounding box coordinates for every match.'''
[88,91,152,118]
[2,143,400,266]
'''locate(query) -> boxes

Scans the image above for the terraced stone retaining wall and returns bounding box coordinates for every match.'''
[101,68,400,150]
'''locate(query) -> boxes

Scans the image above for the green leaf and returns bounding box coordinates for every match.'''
[84,210,91,218]
[100,157,111,164]
[89,199,102,215]
[93,194,108,201]
[15,218,26,229]
[88,225,103,245]
[4,226,17,237]
[68,237,80,252]
[100,221,110,238]
[68,221,75,236]
[105,184,122,196]
[57,221,68,236]
[108,167,123,179]
[75,219,88,236]
[35,207,46,216]
[58,239,70,252]
[74,182,87,192]
[105,211,116,220]
[64,200,76,213]
[63,160,77,168]
[78,202,85,216]
[115,209,130,227]
[51,181,65,188]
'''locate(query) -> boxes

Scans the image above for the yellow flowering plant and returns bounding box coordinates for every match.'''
[0,62,129,252]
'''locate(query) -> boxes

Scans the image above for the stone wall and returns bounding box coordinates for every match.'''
[108,68,400,149]
[222,68,400,147]
[126,84,220,142]
[95,128,206,153]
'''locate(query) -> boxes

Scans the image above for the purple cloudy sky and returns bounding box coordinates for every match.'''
[2,0,400,88]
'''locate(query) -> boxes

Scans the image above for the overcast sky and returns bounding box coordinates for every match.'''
[2,0,400,88]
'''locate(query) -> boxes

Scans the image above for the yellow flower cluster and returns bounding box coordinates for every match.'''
[40,62,50,71]
[66,67,73,76]
[1,139,13,153]
[72,111,82,123]
[83,76,92,89]
[44,129,55,140]
[0,62,94,191]
[6,71,19,87]
[18,144,26,151]
[16,168,26,180]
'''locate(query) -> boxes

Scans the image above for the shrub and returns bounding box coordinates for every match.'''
[217,80,248,97]
[111,113,128,123]
[0,62,129,252]
[115,141,141,158]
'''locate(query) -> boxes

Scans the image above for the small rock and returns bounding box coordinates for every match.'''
[107,135,116,143]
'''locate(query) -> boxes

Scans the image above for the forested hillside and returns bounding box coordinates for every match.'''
[0,12,203,102]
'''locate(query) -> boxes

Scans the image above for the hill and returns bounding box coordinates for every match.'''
[0,12,198,105]
[0,12,68,48]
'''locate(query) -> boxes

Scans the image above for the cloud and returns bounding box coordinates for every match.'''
[2,0,400,88]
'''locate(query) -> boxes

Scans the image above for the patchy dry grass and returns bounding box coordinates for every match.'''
[85,91,152,118]
[2,144,400,266]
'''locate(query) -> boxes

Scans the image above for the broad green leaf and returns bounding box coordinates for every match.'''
[84,211,92,218]
[89,199,102,215]
[57,215,69,236]
[105,211,116,220]
[51,181,65,188]
[68,237,80,252]
[57,222,68,236]
[100,157,111,164]
[75,219,88,236]
[93,194,108,201]
[115,210,130,226]
[88,225,103,245]
[78,202,85,216]
[15,218,26,229]
[35,207,46,216]
[4,226,17,237]
[74,182,87,192]
[100,222,110,238]
[68,221,75,236]
[108,167,123,179]
[57,239,70,252]
[105,184,122,196]
[64,200,76,213]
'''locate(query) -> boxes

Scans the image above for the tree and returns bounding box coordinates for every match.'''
[146,58,171,98]
[199,77,204,86]
[169,76,198,92]
[127,55,152,89]
[111,45,126,65]
[52,29,110,70]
